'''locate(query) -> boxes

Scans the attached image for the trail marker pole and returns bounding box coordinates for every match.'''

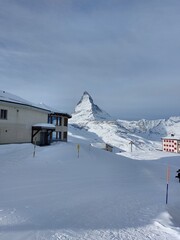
[33,138,37,158]
[77,144,80,158]
[166,165,170,204]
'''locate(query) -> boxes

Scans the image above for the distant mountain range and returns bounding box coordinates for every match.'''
[70,91,180,153]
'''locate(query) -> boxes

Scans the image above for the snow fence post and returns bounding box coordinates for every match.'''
[166,165,170,204]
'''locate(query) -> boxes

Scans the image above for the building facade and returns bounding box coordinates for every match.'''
[0,90,71,145]
[0,100,50,144]
[162,136,180,153]
[48,112,71,142]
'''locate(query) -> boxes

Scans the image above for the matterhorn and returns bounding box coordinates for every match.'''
[71,91,111,122]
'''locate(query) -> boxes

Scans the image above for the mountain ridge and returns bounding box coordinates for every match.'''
[70,92,180,154]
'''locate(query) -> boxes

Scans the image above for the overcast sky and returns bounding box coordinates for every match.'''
[0,0,180,120]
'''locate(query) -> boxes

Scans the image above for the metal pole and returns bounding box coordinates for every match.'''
[166,183,169,204]
[166,165,170,204]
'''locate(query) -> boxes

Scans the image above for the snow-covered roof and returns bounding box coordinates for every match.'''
[162,136,180,140]
[91,142,113,149]
[32,123,56,129]
[0,90,32,105]
[0,90,50,112]
[0,90,71,117]
[38,103,72,118]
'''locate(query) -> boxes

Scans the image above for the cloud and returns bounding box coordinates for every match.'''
[0,0,180,119]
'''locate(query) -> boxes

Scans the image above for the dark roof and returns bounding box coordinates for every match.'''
[48,112,72,118]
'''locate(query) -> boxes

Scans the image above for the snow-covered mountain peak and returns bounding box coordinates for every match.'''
[72,91,111,121]
[76,91,95,112]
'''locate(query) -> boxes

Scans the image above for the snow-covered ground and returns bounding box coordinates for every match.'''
[0,126,180,240]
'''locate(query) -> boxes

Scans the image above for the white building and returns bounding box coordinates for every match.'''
[0,90,71,145]
[162,135,180,153]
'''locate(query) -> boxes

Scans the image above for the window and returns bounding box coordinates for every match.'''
[63,132,67,139]
[56,131,59,139]
[48,115,51,123]
[0,109,7,119]
[59,132,62,140]
[64,118,68,126]
[52,116,56,125]
[58,117,61,126]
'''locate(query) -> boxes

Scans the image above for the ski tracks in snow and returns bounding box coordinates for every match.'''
[51,224,180,240]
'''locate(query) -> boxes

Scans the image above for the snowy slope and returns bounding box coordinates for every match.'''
[0,128,180,240]
[70,92,180,156]
[1,91,180,239]
[117,117,180,138]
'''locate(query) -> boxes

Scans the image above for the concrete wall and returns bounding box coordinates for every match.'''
[0,102,48,144]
